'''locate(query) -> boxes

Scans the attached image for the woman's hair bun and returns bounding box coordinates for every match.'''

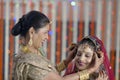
[11,22,22,36]
[11,15,27,36]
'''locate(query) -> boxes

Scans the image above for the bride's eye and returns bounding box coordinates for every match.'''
[85,54,92,58]
[85,55,90,58]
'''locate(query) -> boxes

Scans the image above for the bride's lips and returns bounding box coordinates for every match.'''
[77,61,85,66]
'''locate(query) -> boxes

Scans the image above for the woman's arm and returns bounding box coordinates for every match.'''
[45,69,94,80]
[44,71,79,80]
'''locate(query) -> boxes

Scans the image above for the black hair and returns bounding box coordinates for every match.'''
[11,10,50,37]
[78,37,96,52]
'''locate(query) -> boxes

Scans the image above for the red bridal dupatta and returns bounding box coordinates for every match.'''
[64,36,115,80]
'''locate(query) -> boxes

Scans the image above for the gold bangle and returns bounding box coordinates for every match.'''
[78,70,89,80]
[56,60,66,72]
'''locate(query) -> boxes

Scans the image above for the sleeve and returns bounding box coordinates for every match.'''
[27,64,52,80]
[13,53,57,80]
[13,62,30,80]
[14,62,53,80]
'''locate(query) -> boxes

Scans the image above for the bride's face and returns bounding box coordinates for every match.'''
[74,44,94,71]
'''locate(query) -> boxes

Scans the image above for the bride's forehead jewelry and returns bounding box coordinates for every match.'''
[79,44,89,49]
[82,36,101,51]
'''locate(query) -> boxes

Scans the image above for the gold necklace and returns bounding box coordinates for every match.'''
[20,45,30,53]
[20,45,45,57]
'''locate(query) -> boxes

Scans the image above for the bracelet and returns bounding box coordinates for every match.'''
[56,60,66,72]
[78,70,90,80]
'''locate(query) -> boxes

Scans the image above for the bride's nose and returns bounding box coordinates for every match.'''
[79,55,85,62]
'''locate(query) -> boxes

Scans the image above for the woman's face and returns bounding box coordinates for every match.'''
[32,24,50,49]
[74,44,94,71]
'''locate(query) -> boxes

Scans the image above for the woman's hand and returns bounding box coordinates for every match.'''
[64,43,78,66]
[96,71,108,80]
[88,51,104,74]
[94,51,104,69]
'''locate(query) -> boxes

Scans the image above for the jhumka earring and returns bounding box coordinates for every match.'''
[28,38,33,46]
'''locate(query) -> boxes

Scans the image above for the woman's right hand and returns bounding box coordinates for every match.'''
[65,43,78,66]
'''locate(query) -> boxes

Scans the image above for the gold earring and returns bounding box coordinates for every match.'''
[28,38,33,46]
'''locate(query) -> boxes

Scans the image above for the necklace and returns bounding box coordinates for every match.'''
[20,45,45,57]
[20,45,30,53]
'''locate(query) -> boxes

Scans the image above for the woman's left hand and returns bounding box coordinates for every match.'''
[90,51,104,73]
